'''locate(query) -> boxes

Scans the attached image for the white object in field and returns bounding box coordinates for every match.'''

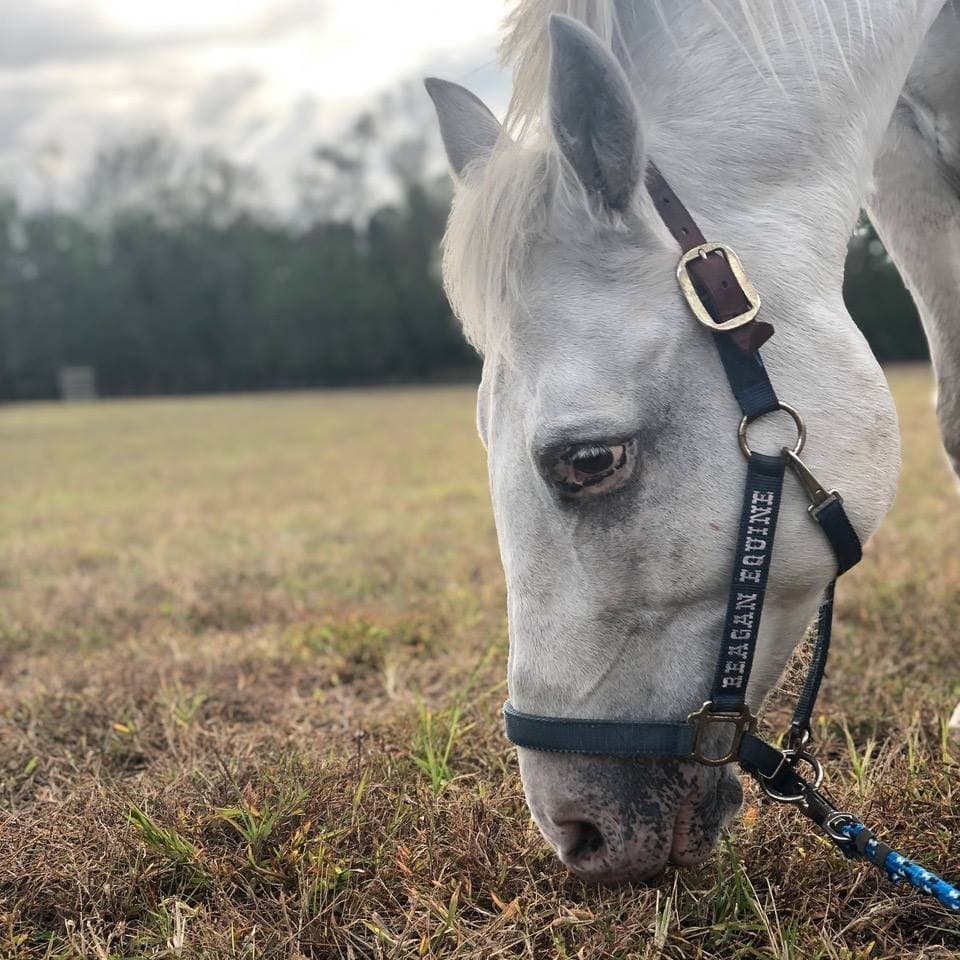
[949,703,960,743]
[58,366,98,402]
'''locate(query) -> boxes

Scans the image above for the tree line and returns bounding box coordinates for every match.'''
[0,129,926,402]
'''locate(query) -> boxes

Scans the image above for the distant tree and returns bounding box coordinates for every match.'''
[0,121,929,402]
[297,113,378,226]
[844,216,927,361]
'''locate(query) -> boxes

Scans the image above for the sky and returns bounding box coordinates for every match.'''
[0,0,511,209]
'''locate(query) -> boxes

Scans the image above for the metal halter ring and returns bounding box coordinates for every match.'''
[738,402,806,460]
[758,749,824,804]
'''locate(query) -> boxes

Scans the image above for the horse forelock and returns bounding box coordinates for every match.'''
[443,136,639,358]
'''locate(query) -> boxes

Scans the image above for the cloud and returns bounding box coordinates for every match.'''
[0,86,58,150]
[0,0,508,210]
[0,0,329,71]
[248,0,328,39]
[191,71,264,128]
[0,2,117,69]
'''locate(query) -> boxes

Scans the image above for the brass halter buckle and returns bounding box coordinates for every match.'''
[676,242,761,332]
[687,701,757,766]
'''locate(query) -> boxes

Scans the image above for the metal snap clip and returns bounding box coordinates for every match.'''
[758,749,824,804]
[781,447,843,517]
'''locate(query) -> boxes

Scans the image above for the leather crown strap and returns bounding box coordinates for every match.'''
[502,161,862,784]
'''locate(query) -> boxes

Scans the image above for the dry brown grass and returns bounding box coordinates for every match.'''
[0,369,958,959]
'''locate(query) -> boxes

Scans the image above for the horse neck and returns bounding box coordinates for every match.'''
[614,0,945,290]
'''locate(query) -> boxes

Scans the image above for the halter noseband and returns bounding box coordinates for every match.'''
[495,155,958,912]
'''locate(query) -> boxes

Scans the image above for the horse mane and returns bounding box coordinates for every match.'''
[498,0,892,133]
[444,0,884,356]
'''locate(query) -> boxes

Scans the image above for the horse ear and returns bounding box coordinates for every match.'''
[425,78,502,179]
[547,14,643,211]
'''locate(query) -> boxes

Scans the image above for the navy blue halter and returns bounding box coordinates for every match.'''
[500,161,960,912]
[503,162,861,777]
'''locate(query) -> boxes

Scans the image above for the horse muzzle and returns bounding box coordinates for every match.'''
[517,748,743,883]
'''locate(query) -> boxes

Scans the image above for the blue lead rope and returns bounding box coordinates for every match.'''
[840,822,960,912]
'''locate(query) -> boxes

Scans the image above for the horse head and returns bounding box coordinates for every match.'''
[425,3,933,881]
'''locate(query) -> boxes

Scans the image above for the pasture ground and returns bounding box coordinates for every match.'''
[1,366,958,959]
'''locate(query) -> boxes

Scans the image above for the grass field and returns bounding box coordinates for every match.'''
[1,366,958,959]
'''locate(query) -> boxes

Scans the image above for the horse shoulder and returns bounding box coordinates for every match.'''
[867,3,960,479]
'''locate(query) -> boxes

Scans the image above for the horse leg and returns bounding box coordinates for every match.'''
[867,10,960,479]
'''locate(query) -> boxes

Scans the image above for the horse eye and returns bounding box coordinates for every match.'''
[549,439,636,497]
[571,446,615,474]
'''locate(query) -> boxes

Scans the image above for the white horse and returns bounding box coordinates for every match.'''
[426,0,958,882]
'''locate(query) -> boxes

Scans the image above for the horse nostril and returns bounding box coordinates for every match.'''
[556,819,605,862]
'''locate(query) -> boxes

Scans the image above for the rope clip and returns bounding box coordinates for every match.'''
[782,447,843,517]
